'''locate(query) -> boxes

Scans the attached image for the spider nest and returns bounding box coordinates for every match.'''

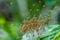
[19,15,50,34]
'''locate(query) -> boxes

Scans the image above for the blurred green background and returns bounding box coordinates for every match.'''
[0,0,60,40]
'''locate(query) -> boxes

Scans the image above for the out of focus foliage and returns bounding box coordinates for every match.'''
[0,0,60,40]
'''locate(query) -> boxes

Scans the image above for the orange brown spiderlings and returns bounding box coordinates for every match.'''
[19,15,50,34]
